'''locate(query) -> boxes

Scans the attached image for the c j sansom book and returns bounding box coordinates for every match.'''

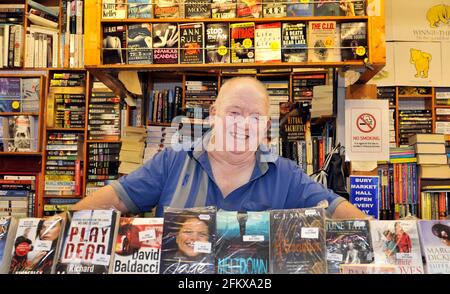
[160,207,216,274]
[216,211,270,274]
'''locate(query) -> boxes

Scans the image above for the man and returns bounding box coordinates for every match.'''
[73,77,366,219]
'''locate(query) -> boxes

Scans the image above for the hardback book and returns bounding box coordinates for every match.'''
[262,0,286,18]
[211,0,236,18]
[325,220,374,274]
[340,22,367,61]
[255,22,281,63]
[216,211,270,274]
[308,21,341,62]
[127,23,153,64]
[418,220,450,274]
[112,217,163,274]
[102,25,127,64]
[370,220,424,274]
[270,208,327,274]
[160,206,216,274]
[152,23,179,64]
[55,210,120,274]
[128,0,153,18]
[154,0,182,18]
[0,216,18,274]
[179,22,204,64]
[236,0,261,18]
[281,22,307,62]
[9,215,64,274]
[230,22,255,63]
[205,23,230,64]
[287,0,313,17]
[102,0,126,19]
[185,0,211,18]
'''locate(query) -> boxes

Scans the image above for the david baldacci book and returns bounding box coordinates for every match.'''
[216,211,270,274]
[370,220,424,274]
[113,217,163,274]
[55,210,120,274]
[270,208,326,274]
[9,215,64,274]
[160,206,216,274]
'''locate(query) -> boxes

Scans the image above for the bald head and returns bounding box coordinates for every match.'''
[215,77,270,115]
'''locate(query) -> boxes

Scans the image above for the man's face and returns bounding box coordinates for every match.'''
[176,218,209,257]
[211,87,269,153]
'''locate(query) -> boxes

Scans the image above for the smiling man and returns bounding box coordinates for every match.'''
[73,77,366,219]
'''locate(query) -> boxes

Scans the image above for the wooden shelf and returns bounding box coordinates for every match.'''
[21,67,86,71]
[0,152,42,156]
[147,122,173,126]
[43,195,83,199]
[100,16,369,24]
[47,127,86,131]
[86,139,121,143]
[435,105,450,108]
[398,95,433,98]
[0,112,39,116]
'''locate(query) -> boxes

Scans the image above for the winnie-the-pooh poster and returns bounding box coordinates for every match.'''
[387,0,450,42]
[394,42,442,86]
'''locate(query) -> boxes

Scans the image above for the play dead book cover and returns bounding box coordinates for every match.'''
[216,211,270,274]
[325,220,374,274]
[55,210,120,274]
[270,208,326,274]
[160,207,216,274]
[9,216,64,274]
[113,217,163,274]
[370,220,424,274]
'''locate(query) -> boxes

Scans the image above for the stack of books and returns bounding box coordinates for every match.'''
[311,85,333,118]
[118,127,147,174]
[144,126,178,163]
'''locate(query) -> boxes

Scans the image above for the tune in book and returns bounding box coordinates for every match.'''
[216,211,270,274]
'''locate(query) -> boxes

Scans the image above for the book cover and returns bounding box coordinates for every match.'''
[102,25,127,64]
[154,0,181,18]
[185,0,211,18]
[313,0,340,16]
[270,208,326,274]
[325,220,374,274]
[112,217,163,274]
[206,23,230,64]
[282,22,307,62]
[262,0,286,18]
[1,217,17,274]
[370,220,424,274]
[127,23,153,64]
[21,78,40,113]
[0,77,21,112]
[230,22,255,63]
[55,210,120,274]
[216,211,270,274]
[287,0,313,17]
[255,22,281,63]
[179,22,204,64]
[160,207,216,274]
[9,215,64,274]
[211,0,236,18]
[237,0,261,18]
[102,0,126,19]
[152,23,179,64]
[6,115,34,152]
[128,0,152,18]
[418,220,450,274]
[308,21,341,62]
[340,22,367,61]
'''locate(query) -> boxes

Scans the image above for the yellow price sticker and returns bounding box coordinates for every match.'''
[324,37,334,48]
[356,46,366,56]
[243,38,252,49]
[270,41,280,51]
[11,101,20,109]
[218,46,227,56]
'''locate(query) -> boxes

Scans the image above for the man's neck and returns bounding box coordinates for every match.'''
[208,148,256,168]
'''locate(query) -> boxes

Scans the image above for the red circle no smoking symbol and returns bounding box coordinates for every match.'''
[356,113,376,133]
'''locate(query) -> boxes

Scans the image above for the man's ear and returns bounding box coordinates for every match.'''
[209,104,217,127]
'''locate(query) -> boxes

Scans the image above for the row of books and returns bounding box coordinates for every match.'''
[0,24,24,68]
[0,175,36,218]
[102,0,367,19]
[1,207,449,274]
[398,110,432,147]
[435,91,450,135]
[148,86,182,123]
[103,21,367,64]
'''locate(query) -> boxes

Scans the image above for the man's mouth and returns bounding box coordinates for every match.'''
[229,131,249,140]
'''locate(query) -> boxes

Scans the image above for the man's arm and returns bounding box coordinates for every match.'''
[331,200,368,219]
[71,185,129,213]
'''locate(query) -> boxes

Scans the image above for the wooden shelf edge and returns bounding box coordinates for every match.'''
[43,195,83,199]
[47,128,86,131]
[0,152,42,156]
[0,112,39,116]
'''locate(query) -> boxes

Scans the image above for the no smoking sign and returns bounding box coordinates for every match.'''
[356,113,377,133]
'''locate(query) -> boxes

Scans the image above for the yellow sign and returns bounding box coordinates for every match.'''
[243,38,252,49]
[11,101,20,109]
[356,46,366,56]
[218,46,227,56]
[324,37,334,48]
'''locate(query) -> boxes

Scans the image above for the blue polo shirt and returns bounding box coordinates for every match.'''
[111,134,346,217]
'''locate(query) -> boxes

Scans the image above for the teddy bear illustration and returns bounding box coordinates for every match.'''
[410,48,432,79]
[426,4,450,27]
